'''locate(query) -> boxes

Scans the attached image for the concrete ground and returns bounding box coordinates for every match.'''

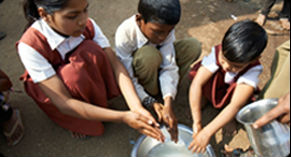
[0,0,289,156]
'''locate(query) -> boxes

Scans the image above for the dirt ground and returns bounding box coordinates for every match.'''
[0,0,289,156]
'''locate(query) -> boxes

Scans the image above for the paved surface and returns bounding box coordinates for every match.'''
[0,0,289,156]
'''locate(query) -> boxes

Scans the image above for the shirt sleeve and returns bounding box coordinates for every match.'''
[115,22,149,101]
[201,47,219,73]
[18,42,56,83]
[158,30,179,100]
[237,65,263,88]
[89,18,111,48]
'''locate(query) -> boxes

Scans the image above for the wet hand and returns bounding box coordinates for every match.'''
[166,122,178,143]
[153,102,164,122]
[157,103,178,143]
[123,111,165,142]
[188,129,211,154]
[132,107,160,128]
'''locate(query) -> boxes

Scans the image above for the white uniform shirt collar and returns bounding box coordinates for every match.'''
[38,19,61,50]
[34,19,85,59]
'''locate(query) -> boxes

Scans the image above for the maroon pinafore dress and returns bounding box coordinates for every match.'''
[17,20,120,136]
[189,45,259,108]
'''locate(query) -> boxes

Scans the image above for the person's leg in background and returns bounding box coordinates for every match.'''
[256,0,277,26]
[260,40,290,99]
[279,0,290,30]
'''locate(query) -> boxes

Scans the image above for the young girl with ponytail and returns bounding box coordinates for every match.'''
[18,0,164,141]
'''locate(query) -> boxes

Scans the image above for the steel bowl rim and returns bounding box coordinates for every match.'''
[236,98,278,125]
[131,124,216,157]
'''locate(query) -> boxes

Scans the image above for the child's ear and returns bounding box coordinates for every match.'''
[38,7,50,22]
[136,13,143,21]
[136,13,145,27]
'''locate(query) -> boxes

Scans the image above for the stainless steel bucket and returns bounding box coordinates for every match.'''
[236,98,290,157]
[131,124,216,157]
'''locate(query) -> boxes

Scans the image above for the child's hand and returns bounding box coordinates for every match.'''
[188,128,211,154]
[158,103,178,143]
[132,106,160,128]
[153,102,164,122]
[166,121,178,143]
[123,111,165,142]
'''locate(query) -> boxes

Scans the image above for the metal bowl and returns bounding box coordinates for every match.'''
[236,98,278,124]
[131,124,216,157]
[236,98,290,156]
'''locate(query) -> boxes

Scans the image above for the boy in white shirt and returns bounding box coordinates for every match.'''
[115,0,201,142]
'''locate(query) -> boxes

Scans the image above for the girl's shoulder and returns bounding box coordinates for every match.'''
[19,20,49,45]
[201,46,219,73]
[18,25,49,52]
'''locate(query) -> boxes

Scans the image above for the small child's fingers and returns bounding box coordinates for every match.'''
[188,140,196,150]
[142,109,161,128]
[141,120,164,141]
[169,117,175,129]
[172,131,178,143]
[191,144,199,154]
[141,129,163,142]
[196,147,203,154]
[146,116,160,128]
[153,103,163,122]
[200,147,206,154]
[156,111,163,123]
[167,125,178,143]
[164,115,174,128]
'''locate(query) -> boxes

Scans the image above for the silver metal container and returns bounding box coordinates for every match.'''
[236,98,290,157]
[131,124,216,157]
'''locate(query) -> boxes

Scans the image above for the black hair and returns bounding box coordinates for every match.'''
[23,0,68,29]
[222,20,268,63]
[138,0,181,25]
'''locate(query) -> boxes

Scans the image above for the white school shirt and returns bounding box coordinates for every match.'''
[115,15,179,101]
[201,47,263,88]
[18,18,110,83]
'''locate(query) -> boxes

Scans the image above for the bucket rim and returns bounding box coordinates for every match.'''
[131,124,216,157]
[236,98,278,125]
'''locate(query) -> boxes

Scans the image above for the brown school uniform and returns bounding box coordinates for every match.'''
[17,20,120,136]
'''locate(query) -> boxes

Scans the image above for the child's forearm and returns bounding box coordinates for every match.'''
[103,48,143,110]
[189,66,214,126]
[204,83,255,135]
[191,102,202,125]
[204,104,240,136]
[189,81,203,124]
